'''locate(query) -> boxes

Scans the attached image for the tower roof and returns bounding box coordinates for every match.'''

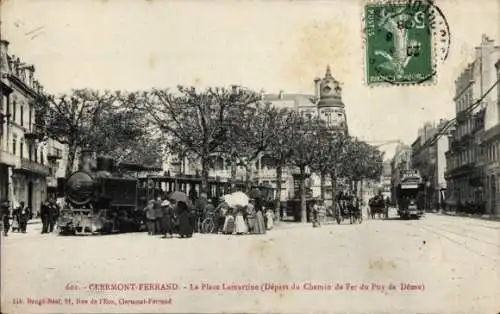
[318,65,344,108]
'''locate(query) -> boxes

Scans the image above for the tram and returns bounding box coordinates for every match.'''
[396,169,425,219]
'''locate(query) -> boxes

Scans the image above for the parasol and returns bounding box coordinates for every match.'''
[224,191,250,208]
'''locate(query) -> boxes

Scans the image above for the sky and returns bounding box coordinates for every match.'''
[1,0,499,159]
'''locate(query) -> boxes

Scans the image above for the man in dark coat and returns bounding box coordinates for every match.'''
[40,200,50,234]
[1,201,10,236]
[154,197,163,235]
[160,199,174,238]
[194,194,207,233]
[48,199,60,233]
[18,201,30,233]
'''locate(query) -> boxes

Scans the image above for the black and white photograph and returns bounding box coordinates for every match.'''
[0,0,499,313]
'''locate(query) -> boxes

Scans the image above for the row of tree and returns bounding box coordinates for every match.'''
[35,85,383,222]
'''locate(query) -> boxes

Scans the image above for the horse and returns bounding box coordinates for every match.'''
[368,196,387,219]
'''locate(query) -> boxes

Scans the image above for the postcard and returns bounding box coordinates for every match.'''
[0,0,499,313]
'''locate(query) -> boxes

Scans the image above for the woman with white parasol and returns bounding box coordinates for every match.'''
[223,192,249,235]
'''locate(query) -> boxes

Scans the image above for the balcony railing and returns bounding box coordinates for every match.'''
[19,158,50,176]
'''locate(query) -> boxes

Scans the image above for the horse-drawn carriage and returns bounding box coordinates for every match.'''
[368,195,388,219]
[334,193,362,224]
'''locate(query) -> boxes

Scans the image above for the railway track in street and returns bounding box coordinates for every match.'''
[403,221,499,263]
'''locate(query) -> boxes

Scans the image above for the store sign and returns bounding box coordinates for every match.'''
[401,169,419,177]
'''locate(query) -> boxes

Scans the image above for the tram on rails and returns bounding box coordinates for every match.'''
[395,169,425,220]
[56,155,276,235]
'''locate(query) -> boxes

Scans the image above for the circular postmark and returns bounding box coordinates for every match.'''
[364,0,451,85]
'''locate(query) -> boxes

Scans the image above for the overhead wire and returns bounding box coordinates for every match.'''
[419,75,500,150]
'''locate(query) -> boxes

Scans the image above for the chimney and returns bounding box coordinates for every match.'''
[231,85,239,95]
[314,77,321,99]
[0,40,9,74]
[278,90,284,99]
[27,65,35,88]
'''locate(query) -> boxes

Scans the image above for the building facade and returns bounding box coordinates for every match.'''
[445,35,500,213]
[481,55,500,216]
[167,66,349,202]
[0,40,67,215]
[390,143,412,202]
[410,120,449,210]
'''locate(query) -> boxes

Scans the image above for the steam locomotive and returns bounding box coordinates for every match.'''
[57,156,148,235]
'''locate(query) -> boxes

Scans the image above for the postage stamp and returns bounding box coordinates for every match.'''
[364,0,449,85]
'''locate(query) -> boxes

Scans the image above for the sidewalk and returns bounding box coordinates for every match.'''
[438,211,500,222]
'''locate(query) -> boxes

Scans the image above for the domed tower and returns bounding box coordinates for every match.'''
[316,65,347,133]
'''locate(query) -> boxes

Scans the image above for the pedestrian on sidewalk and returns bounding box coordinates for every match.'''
[177,201,193,238]
[18,202,30,233]
[154,197,163,235]
[222,207,235,235]
[312,201,321,228]
[216,200,229,233]
[40,200,50,234]
[144,200,156,235]
[48,199,60,233]
[1,201,10,236]
[265,207,274,230]
[160,199,174,238]
[246,201,257,233]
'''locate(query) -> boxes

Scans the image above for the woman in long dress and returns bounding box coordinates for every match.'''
[222,207,235,234]
[246,203,257,233]
[161,200,174,238]
[233,206,248,235]
[254,208,266,234]
[265,208,274,230]
[177,201,193,238]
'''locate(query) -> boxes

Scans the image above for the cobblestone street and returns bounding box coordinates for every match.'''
[2,210,499,314]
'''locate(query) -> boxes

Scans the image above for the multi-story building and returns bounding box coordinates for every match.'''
[411,120,449,210]
[378,160,392,199]
[390,143,412,202]
[0,39,67,215]
[445,35,500,213]
[169,66,349,203]
[435,121,450,209]
[482,54,500,216]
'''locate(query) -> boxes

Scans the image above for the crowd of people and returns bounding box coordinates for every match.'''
[142,193,275,238]
[143,197,194,238]
[0,198,61,236]
[218,198,274,235]
[1,201,34,236]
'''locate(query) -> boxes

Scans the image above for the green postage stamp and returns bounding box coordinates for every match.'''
[364,1,437,85]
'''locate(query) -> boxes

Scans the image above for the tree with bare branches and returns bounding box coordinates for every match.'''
[36,89,141,176]
[266,110,303,217]
[139,85,260,193]
[309,126,347,203]
[225,102,289,191]
[288,115,322,223]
